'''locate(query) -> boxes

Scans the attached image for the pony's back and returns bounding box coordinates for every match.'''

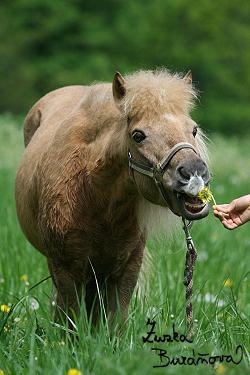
[23,85,89,147]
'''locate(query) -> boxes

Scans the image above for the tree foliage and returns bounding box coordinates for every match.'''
[1,0,250,135]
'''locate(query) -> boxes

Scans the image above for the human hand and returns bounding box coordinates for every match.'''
[213,194,250,230]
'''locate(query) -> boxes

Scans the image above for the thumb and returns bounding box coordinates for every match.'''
[213,204,229,213]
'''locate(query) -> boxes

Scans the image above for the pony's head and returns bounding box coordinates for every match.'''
[113,69,210,221]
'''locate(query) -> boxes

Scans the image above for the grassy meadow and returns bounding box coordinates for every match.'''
[0,114,250,374]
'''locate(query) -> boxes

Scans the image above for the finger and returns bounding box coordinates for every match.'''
[213,204,229,212]
[221,215,240,228]
[214,213,226,224]
[222,221,238,230]
[216,211,229,220]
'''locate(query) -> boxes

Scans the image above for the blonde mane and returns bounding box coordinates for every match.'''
[119,69,197,117]
[83,69,197,119]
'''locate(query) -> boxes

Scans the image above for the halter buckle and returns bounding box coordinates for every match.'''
[153,165,163,183]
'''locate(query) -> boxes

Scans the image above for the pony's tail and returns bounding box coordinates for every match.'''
[23,107,42,147]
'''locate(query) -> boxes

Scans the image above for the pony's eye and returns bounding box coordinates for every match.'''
[132,130,146,143]
[192,126,198,137]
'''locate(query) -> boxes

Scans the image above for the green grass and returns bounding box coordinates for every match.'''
[0,114,250,374]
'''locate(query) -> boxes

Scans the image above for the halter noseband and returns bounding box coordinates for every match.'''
[128,142,197,214]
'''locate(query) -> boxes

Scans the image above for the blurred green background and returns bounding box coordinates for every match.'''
[1,3,250,372]
[1,0,250,136]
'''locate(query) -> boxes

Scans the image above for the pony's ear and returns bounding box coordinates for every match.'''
[183,70,192,85]
[113,72,126,103]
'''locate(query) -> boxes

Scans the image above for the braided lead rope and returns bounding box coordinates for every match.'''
[182,218,197,337]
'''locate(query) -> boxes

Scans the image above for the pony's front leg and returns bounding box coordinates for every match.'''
[47,256,83,326]
[107,240,145,327]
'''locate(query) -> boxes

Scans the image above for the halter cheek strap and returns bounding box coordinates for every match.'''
[128,142,197,214]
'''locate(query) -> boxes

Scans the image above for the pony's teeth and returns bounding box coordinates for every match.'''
[185,202,205,209]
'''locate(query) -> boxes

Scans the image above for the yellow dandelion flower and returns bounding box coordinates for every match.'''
[216,364,226,374]
[198,188,229,216]
[0,369,5,375]
[3,326,9,333]
[1,304,10,313]
[198,187,216,205]
[224,278,233,287]
[67,369,83,375]
[20,274,28,282]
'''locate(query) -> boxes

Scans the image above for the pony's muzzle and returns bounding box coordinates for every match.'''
[175,159,210,196]
[172,159,210,220]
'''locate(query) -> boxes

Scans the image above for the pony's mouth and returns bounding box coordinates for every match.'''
[175,192,210,220]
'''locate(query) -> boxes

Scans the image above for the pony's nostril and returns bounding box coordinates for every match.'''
[177,166,190,181]
[200,163,210,182]
[202,171,210,182]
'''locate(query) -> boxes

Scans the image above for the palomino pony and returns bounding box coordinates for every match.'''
[15,69,210,327]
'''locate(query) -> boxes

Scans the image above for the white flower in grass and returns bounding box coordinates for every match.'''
[146,307,163,317]
[197,293,225,306]
[29,297,39,310]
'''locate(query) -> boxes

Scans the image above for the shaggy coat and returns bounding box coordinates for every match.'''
[15,69,209,326]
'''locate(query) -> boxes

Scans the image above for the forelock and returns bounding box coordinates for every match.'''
[120,69,197,117]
